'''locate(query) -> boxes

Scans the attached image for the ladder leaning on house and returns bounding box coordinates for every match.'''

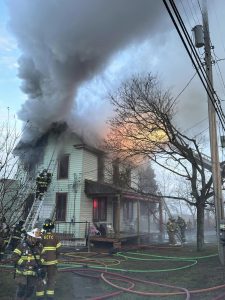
[24,199,44,232]
[24,197,56,232]
[24,167,55,232]
[162,198,172,219]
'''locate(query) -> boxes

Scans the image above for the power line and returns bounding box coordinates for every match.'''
[175,72,196,102]
[162,0,225,132]
[178,0,194,29]
[182,117,208,134]
[210,0,225,57]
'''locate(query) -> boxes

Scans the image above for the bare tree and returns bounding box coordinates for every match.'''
[0,109,34,226]
[105,74,213,251]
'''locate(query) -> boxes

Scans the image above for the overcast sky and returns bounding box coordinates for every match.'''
[1,0,225,153]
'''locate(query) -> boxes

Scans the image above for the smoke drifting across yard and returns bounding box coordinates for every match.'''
[6,0,169,143]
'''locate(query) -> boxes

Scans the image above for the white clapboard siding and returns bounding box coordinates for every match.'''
[31,132,118,234]
[38,133,84,225]
[80,150,98,223]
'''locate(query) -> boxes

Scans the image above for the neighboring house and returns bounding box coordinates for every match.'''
[0,178,31,225]
[16,128,162,243]
[0,179,19,224]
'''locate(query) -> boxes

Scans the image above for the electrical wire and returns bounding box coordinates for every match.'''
[178,0,194,29]
[175,72,197,103]
[181,116,208,134]
[162,0,225,132]
[210,0,225,57]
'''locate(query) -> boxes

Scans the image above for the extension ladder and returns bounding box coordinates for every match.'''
[24,199,44,232]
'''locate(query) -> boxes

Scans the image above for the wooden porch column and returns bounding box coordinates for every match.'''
[114,194,121,238]
[137,200,140,245]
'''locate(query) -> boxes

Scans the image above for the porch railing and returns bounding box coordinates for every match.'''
[54,221,90,250]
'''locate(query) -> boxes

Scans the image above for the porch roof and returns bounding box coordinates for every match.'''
[85,179,160,203]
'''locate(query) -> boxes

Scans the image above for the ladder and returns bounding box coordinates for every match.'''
[24,199,44,232]
[162,198,172,219]
[34,202,56,229]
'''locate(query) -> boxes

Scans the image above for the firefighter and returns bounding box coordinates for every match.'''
[40,219,61,299]
[176,216,187,243]
[166,217,177,245]
[0,216,10,259]
[7,220,26,252]
[36,169,52,200]
[12,228,45,300]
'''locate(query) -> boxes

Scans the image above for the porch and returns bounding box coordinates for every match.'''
[85,179,164,246]
[89,232,151,248]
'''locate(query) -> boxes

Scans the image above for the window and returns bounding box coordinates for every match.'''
[55,193,67,221]
[58,154,69,179]
[93,197,107,221]
[123,201,133,220]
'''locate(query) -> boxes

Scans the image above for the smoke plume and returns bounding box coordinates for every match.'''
[6,0,168,143]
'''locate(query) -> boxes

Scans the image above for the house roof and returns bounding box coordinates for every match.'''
[85,179,159,203]
[85,179,121,195]
[74,144,105,155]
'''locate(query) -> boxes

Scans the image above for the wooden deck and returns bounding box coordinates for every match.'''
[89,232,149,248]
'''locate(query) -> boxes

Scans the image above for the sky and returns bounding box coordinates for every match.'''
[1,0,225,156]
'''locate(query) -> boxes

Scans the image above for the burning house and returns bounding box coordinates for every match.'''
[5,0,167,247]
[14,123,163,247]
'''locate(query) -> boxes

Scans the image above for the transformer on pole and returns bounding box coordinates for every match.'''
[192,25,204,48]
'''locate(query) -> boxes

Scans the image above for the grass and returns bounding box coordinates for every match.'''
[1,244,225,299]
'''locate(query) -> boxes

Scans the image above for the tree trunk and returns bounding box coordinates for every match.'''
[196,201,205,251]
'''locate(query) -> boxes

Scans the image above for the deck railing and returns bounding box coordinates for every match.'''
[54,221,90,250]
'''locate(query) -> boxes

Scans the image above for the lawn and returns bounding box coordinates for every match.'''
[1,243,225,299]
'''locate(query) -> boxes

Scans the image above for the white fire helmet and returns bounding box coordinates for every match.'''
[27,228,42,239]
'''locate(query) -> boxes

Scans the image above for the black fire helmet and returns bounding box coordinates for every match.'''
[43,218,54,230]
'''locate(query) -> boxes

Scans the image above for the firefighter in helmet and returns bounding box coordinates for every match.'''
[12,228,45,300]
[36,169,52,200]
[40,219,61,299]
[176,216,187,243]
[7,220,26,252]
[166,217,177,245]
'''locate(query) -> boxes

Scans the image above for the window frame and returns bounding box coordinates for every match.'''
[55,192,67,221]
[57,154,70,179]
[93,197,107,222]
[123,201,134,221]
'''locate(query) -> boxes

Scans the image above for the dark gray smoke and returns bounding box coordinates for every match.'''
[6,0,168,143]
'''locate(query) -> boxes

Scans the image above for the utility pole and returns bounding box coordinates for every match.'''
[202,0,224,263]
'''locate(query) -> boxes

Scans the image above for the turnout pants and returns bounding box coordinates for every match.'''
[42,264,57,298]
[167,231,176,245]
[15,275,44,299]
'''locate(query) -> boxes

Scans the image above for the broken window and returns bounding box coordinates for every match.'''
[93,197,107,221]
[55,192,67,221]
[58,154,69,179]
